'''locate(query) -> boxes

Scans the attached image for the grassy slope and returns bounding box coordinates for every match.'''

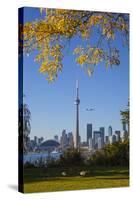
[24,167,129,193]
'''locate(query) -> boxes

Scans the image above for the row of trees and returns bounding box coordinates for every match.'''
[88,140,129,167]
[120,100,129,132]
[59,140,129,168]
[24,139,129,169]
[19,103,31,153]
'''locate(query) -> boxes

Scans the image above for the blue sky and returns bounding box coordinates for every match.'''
[22,7,129,141]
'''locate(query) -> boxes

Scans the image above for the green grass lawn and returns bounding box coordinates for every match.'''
[23,167,129,193]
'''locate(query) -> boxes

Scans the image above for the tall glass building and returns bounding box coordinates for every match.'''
[87,124,92,144]
[108,126,113,137]
[99,127,105,145]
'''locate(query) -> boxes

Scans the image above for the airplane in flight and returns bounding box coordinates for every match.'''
[86,108,95,111]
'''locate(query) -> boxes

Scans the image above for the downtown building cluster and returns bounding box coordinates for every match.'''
[25,130,74,153]
[86,122,128,151]
[26,136,44,151]
[26,120,129,153]
[60,130,74,151]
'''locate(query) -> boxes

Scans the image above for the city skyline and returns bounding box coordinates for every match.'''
[23,7,129,141]
[29,123,123,142]
[27,122,127,153]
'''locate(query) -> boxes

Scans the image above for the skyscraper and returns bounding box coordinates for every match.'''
[60,129,68,151]
[93,131,101,149]
[121,121,128,142]
[88,138,93,150]
[115,131,121,142]
[34,136,38,145]
[108,126,112,137]
[74,80,80,149]
[105,136,109,145]
[100,127,105,135]
[68,132,74,148]
[98,137,102,149]
[87,124,92,145]
[99,127,105,146]
[109,134,117,144]
[54,135,58,141]
[38,137,44,145]
[122,121,127,131]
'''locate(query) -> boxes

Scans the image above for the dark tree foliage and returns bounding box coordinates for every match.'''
[88,140,129,167]
[120,101,129,128]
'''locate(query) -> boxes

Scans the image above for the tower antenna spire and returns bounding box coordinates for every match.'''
[76,80,79,98]
[74,80,80,149]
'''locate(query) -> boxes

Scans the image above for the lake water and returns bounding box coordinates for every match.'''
[24,151,62,164]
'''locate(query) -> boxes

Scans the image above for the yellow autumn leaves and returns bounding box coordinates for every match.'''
[37,43,63,82]
[20,8,128,82]
[74,46,104,76]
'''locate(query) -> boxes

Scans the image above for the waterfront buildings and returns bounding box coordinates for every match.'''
[108,126,113,136]
[68,132,74,148]
[54,135,59,142]
[99,127,105,146]
[87,124,92,145]
[105,136,109,145]
[98,137,102,149]
[60,129,68,150]
[109,134,117,144]
[38,137,44,145]
[121,121,128,142]
[60,130,74,151]
[93,131,101,149]
[88,138,93,150]
[85,124,125,150]
[39,139,60,152]
[34,136,38,145]
[115,131,121,142]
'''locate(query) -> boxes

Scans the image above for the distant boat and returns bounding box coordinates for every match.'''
[51,150,59,154]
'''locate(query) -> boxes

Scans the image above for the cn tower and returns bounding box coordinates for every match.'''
[74,80,80,149]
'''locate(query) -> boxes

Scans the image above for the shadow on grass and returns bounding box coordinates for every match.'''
[94,171,129,176]
[95,177,129,180]
[23,166,129,184]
